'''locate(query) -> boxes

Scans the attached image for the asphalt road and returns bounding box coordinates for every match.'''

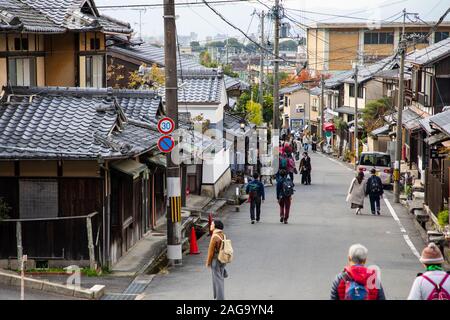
[144,152,426,300]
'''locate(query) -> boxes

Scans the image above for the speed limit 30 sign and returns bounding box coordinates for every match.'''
[157,117,175,135]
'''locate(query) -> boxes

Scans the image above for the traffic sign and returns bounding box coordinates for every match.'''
[158,135,175,153]
[157,117,175,134]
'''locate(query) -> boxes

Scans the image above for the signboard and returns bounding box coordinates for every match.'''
[157,136,175,153]
[157,117,175,135]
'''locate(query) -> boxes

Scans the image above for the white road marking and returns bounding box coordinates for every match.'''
[320,152,421,260]
[384,196,421,260]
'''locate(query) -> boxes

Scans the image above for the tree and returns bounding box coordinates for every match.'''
[279,40,298,51]
[262,95,273,124]
[200,51,212,65]
[128,63,165,89]
[236,91,251,113]
[190,41,200,48]
[362,98,393,132]
[246,100,263,125]
[207,41,225,48]
[222,64,239,78]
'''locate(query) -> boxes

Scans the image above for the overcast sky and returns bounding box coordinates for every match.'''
[96,0,450,41]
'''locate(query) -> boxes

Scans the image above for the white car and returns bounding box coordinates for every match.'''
[357,152,392,186]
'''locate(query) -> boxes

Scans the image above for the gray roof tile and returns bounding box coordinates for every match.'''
[406,37,450,66]
[0,0,131,34]
[0,87,162,159]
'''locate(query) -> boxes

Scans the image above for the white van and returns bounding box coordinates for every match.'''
[357,152,392,186]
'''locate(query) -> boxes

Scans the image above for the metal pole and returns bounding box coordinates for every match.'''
[164,0,182,265]
[354,63,359,169]
[320,74,325,141]
[259,11,265,106]
[394,10,407,203]
[272,0,280,130]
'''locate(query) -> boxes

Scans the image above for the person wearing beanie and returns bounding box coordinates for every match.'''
[407,243,450,300]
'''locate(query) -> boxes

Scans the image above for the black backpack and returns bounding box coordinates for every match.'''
[369,176,382,194]
[281,178,295,198]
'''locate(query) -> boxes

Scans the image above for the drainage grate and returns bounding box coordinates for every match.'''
[123,281,149,295]
[102,293,138,300]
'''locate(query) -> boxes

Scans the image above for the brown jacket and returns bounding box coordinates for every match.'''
[206,230,224,267]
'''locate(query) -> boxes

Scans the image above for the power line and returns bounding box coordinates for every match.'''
[201,0,289,63]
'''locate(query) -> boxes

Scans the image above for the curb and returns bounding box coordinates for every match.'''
[0,270,105,299]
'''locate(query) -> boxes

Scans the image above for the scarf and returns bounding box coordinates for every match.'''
[426,265,443,271]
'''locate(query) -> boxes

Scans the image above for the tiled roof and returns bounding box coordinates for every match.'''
[343,55,399,84]
[0,0,132,34]
[279,84,305,95]
[406,37,450,66]
[224,75,249,91]
[224,111,254,136]
[393,107,425,131]
[109,42,207,69]
[324,70,354,89]
[0,87,161,159]
[159,69,225,104]
[370,124,390,137]
[429,110,450,136]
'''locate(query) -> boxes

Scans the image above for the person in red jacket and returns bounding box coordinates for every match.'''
[330,244,386,300]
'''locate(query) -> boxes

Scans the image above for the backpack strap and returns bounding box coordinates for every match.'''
[421,273,449,290]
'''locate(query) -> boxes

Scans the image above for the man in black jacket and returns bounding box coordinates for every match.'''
[366,168,384,215]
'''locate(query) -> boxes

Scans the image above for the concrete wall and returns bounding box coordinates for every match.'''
[201,167,232,198]
[344,83,365,109]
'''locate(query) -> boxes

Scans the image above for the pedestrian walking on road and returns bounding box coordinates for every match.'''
[347,172,366,215]
[286,151,297,182]
[246,173,265,224]
[302,133,310,152]
[276,169,295,224]
[311,134,317,152]
[295,138,302,160]
[330,244,386,300]
[206,220,228,300]
[407,243,450,300]
[299,152,312,185]
[366,168,384,215]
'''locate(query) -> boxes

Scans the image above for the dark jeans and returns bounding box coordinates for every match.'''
[301,170,311,185]
[279,196,291,221]
[250,196,262,221]
[369,194,381,213]
[288,172,294,182]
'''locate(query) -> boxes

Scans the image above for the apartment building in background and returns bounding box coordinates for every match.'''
[307,22,450,73]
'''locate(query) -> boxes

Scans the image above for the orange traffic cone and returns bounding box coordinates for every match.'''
[189,226,200,255]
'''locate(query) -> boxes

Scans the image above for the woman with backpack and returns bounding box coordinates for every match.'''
[347,171,366,215]
[276,169,295,224]
[206,220,228,300]
[407,243,450,300]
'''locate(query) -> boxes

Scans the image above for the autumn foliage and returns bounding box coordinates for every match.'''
[280,69,330,88]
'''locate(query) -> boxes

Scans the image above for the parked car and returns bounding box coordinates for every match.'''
[357,152,393,186]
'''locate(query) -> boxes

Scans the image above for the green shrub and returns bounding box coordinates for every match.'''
[438,209,449,228]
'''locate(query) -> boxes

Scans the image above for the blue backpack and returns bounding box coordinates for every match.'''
[344,278,368,300]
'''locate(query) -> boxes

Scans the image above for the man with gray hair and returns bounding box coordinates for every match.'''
[330,244,386,300]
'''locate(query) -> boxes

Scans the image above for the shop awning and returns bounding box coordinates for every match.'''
[323,122,336,132]
[111,159,148,179]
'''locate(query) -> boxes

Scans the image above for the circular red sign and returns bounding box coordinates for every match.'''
[157,117,175,134]
[157,135,175,153]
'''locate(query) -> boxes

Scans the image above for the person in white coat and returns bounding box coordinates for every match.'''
[407,243,450,300]
[347,172,366,215]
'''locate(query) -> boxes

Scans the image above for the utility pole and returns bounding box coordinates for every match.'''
[272,0,280,130]
[259,11,265,106]
[164,0,182,266]
[320,74,325,142]
[353,62,359,169]
[394,9,407,203]
[226,37,229,65]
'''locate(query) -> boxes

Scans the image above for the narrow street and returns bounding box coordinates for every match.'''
[143,152,425,300]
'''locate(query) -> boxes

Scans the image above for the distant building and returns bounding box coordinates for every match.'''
[307,22,450,73]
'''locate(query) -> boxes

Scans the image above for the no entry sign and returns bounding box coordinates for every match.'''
[157,135,175,153]
[157,117,175,134]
